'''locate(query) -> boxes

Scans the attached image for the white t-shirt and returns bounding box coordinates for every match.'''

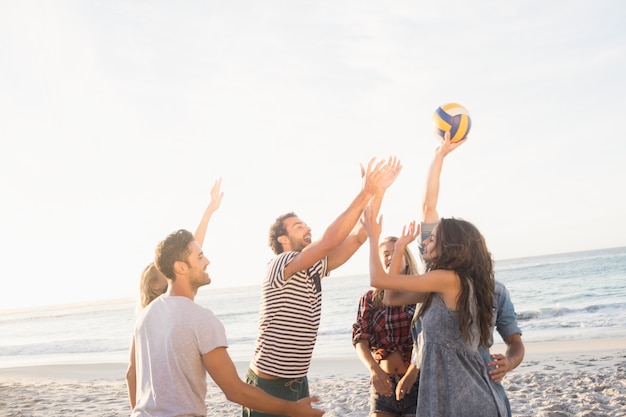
[132,294,228,417]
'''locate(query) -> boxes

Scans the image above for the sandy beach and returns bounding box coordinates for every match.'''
[1,338,625,417]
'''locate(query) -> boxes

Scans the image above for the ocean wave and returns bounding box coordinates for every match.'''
[517,302,625,321]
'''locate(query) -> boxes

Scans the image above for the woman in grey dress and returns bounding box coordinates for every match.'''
[361,211,507,417]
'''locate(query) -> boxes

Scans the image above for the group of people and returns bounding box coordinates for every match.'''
[124,133,525,417]
[352,133,524,416]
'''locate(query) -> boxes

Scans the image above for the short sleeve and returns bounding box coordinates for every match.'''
[494,281,522,342]
[196,308,228,355]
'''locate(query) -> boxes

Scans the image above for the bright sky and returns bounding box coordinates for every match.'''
[2,1,625,311]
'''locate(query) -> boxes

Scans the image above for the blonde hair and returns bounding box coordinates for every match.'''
[372,236,419,307]
[139,263,167,308]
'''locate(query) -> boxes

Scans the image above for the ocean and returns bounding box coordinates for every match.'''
[1,246,625,369]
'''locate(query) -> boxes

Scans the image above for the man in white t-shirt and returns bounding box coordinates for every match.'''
[126,229,325,417]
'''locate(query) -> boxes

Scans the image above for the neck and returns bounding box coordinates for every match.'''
[168,280,196,301]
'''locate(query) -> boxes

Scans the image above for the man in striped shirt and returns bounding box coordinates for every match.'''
[243,157,402,417]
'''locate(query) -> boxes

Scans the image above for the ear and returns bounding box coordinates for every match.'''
[277,235,289,244]
[173,260,187,276]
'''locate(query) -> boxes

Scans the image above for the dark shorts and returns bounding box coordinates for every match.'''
[242,368,309,417]
[370,374,419,417]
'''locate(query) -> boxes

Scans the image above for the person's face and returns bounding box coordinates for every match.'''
[184,241,211,287]
[422,224,439,262]
[281,216,312,252]
[379,241,407,273]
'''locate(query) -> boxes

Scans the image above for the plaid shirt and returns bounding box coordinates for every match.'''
[352,289,416,366]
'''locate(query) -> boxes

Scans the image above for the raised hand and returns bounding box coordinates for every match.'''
[361,205,382,242]
[195,177,224,247]
[436,131,466,157]
[207,177,224,214]
[395,221,419,251]
[380,156,402,190]
[360,157,402,197]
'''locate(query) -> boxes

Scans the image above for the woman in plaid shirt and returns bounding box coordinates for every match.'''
[352,236,420,417]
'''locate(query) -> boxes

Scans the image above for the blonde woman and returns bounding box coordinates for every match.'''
[352,235,420,417]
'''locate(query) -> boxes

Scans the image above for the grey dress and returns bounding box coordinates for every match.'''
[416,293,508,417]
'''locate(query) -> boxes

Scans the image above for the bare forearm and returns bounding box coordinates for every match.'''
[327,232,366,270]
[126,342,136,409]
[125,371,136,409]
[422,152,444,223]
[322,190,373,248]
[194,210,214,247]
[355,340,378,372]
[369,236,387,288]
[382,289,422,306]
[505,335,525,370]
[226,385,303,416]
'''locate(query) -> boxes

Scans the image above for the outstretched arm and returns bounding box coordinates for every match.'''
[421,131,465,223]
[194,177,224,247]
[203,347,324,417]
[383,221,425,306]
[286,157,401,278]
[326,157,402,271]
[360,206,457,296]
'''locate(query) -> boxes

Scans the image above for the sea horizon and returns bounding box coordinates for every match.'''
[3,245,624,314]
[1,246,625,369]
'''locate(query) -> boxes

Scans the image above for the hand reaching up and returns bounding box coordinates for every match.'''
[436,131,466,157]
[395,221,420,252]
[207,177,224,214]
[361,205,383,242]
[360,156,402,197]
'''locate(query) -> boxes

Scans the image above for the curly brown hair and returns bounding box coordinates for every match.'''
[416,218,494,348]
[268,212,297,255]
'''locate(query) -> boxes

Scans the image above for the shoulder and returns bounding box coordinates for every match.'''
[173,296,218,318]
[268,251,298,267]
[420,221,438,240]
[266,252,299,283]
[360,289,375,301]
[494,280,512,299]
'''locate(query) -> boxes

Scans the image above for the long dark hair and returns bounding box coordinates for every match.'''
[416,218,494,347]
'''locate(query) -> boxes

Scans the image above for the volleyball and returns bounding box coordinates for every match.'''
[432,103,471,143]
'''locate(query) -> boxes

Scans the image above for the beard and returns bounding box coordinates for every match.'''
[289,236,310,252]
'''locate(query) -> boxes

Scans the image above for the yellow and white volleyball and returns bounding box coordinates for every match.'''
[432,103,471,143]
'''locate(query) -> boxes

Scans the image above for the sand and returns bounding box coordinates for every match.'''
[0,338,625,416]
